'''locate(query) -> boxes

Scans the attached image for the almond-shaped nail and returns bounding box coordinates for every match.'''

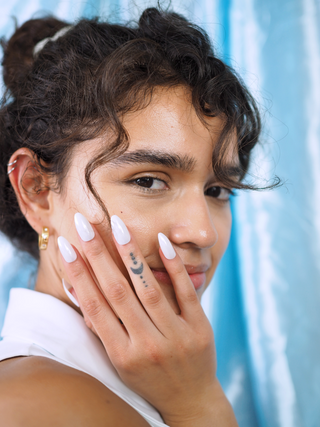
[74,212,95,242]
[158,233,176,260]
[57,236,77,263]
[62,279,80,307]
[111,215,131,245]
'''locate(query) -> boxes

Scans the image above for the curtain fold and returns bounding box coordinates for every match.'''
[210,1,320,426]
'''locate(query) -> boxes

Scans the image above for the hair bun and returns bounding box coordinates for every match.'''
[1,17,66,97]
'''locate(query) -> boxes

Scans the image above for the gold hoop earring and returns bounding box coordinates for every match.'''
[39,227,49,250]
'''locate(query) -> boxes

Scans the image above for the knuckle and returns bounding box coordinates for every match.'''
[107,281,128,304]
[141,286,162,307]
[113,351,129,371]
[116,352,140,374]
[176,335,192,354]
[69,263,86,282]
[184,289,199,305]
[197,328,214,350]
[82,297,103,319]
[85,241,105,260]
[145,343,163,364]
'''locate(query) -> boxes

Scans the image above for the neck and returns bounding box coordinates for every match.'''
[35,249,77,311]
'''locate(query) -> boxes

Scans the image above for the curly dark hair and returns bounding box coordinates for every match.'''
[0,7,267,260]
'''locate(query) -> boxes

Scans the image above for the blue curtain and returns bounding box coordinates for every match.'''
[1,1,319,426]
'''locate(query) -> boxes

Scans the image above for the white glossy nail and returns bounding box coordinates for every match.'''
[158,233,176,260]
[74,212,95,242]
[57,236,77,263]
[111,215,131,245]
[62,279,80,307]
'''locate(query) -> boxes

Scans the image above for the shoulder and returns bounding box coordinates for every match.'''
[0,356,150,427]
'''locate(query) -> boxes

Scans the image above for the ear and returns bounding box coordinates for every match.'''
[8,148,53,235]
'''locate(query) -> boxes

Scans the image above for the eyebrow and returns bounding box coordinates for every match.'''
[109,149,196,173]
[109,148,242,180]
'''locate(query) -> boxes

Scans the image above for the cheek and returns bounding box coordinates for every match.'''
[112,212,160,258]
[65,184,160,274]
[93,185,162,256]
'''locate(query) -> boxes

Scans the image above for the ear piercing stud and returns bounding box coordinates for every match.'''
[7,159,18,175]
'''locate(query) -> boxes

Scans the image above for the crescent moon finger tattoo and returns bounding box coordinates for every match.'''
[129,252,147,287]
[130,262,144,275]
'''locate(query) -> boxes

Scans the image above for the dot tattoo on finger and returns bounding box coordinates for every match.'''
[129,252,147,285]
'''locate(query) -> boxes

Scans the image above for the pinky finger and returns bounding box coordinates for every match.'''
[58,237,129,355]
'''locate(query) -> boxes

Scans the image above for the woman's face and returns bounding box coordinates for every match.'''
[48,87,238,313]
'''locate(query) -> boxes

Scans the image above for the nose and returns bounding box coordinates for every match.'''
[168,193,218,250]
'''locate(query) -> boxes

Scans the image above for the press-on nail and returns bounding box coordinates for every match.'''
[111,215,131,245]
[74,212,95,242]
[57,236,77,263]
[158,233,176,260]
[62,279,80,307]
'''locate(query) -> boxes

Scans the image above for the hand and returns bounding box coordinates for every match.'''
[58,213,236,426]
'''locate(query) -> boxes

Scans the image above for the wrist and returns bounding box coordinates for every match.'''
[161,380,238,427]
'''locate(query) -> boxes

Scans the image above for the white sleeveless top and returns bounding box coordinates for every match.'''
[0,288,168,427]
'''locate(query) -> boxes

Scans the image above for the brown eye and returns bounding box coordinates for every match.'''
[205,186,232,200]
[135,177,167,190]
[136,177,154,188]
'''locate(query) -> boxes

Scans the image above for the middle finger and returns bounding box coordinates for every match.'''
[110,215,180,336]
[74,213,159,337]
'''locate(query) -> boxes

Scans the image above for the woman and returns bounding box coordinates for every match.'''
[0,7,261,426]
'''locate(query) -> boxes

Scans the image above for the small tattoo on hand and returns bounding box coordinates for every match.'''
[129,252,146,284]
[130,257,144,275]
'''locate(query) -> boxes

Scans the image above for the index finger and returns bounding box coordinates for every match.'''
[110,216,205,332]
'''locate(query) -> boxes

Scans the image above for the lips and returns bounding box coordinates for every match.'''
[151,266,208,290]
[188,272,206,289]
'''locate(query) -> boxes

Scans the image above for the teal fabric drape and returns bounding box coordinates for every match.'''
[1,1,319,426]
[209,1,320,426]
